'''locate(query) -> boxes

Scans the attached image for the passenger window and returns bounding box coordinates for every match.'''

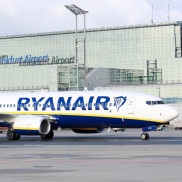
[110,103,112,106]
[14,104,16,107]
[10,104,12,107]
[3,104,5,107]
[146,101,151,105]
[7,104,9,107]
[39,104,41,107]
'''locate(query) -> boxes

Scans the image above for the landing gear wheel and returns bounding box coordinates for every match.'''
[14,134,21,140]
[41,130,54,140]
[145,133,149,139]
[41,134,48,139]
[141,133,149,140]
[47,130,54,139]
[6,130,15,140]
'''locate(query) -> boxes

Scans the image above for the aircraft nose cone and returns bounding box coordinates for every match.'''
[171,108,179,120]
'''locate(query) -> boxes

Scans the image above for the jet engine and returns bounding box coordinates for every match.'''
[12,115,51,135]
[72,128,104,134]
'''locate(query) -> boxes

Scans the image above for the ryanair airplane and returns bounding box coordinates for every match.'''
[0,91,178,140]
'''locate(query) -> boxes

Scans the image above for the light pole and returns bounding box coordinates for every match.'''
[156,87,160,98]
[65,4,88,90]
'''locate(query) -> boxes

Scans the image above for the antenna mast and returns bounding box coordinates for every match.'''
[151,4,153,23]
[168,0,170,22]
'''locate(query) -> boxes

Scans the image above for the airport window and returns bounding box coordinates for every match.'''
[146,101,151,105]
[156,101,165,104]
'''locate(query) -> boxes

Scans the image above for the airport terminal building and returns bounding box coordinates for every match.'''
[0,21,182,122]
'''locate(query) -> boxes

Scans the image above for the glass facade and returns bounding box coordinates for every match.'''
[0,21,181,88]
[0,21,182,122]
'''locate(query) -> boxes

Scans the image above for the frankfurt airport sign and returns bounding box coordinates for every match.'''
[0,55,75,66]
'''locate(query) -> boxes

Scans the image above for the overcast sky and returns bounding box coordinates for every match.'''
[0,0,182,36]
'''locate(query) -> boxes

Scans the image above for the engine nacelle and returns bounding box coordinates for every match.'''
[72,128,104,134]
[13,115,51,135]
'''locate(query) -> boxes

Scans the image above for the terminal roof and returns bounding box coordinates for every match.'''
[0,21,181,39]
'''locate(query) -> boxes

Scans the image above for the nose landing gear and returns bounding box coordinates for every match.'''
[141,125,157,140]
[141,133,149,140]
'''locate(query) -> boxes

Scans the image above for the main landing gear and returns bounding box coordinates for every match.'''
[41,130,54,140]
[6,129,21,140]
[141,133,149,140]
[6,129,54,141]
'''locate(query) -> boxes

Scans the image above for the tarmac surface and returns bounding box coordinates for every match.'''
[0,128,182,182]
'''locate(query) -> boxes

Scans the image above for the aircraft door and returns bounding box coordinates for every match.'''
[127,97,136,114]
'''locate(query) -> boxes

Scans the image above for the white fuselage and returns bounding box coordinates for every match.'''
[0,91,178,128]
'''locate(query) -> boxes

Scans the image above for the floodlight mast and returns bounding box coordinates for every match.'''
[65,4,88,90]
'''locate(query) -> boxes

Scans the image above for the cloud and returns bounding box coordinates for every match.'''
[0,0,182,36]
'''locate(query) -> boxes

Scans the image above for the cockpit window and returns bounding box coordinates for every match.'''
[146,100,165,105]
[146,101,151,105]
[156,101,165,104]
[152,101,157,105]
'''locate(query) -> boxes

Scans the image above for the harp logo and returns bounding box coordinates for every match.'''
[114,96,127,111]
